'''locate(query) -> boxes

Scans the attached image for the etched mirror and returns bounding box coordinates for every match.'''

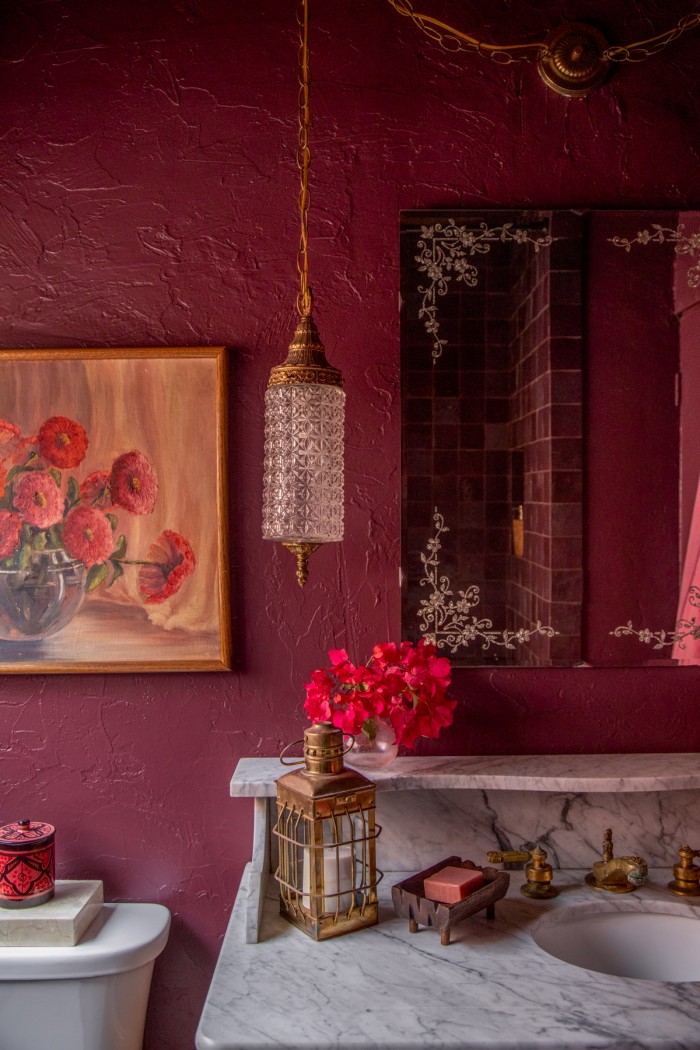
[401,209,700,667]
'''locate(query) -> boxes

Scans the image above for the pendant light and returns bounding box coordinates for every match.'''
[262,0,345,588]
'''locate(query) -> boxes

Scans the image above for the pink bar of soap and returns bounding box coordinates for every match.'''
[423,865,484,904]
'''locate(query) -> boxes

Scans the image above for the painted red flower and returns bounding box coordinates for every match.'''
[80,470,111,508]
[0,463,6,500]
[0,420,21,461]
[13,471,63,528]
[38,416,88,469]
[0,511,22,558]
[110,451,158,515]
[62,506,114,568]
[138,530,195,604]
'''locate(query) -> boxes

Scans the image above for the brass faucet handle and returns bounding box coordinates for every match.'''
[668,844,700,896]
[526,846,550,874]
[677,844,700,866]
[487,849,532,864]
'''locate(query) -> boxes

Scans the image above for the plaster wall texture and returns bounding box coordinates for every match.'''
[1,2,699,1046]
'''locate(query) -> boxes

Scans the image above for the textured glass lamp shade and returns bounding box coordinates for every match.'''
[262,314,345,585]
[262,382,345,543]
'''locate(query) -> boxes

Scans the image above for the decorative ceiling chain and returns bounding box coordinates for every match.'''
[413,220,554,360]
[609,222,700,289]
[417,509,558,654]
[386,1,700,95]
[386,0,700,65]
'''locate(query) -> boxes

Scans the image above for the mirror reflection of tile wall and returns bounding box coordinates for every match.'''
[401,210,685,667]
[401,212,583,667]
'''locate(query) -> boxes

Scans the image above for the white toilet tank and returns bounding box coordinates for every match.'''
[0,902,170,1050]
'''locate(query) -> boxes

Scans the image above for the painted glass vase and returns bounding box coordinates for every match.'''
[347,716,398,772]
[0,549,86,640]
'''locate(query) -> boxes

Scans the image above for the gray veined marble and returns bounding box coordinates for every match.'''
[198,754,700,1049]
[197,869,700,1050]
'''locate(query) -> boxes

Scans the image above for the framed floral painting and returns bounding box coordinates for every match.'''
[0,347,231,673]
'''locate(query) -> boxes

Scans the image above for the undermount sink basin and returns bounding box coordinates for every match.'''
[532,903,700,982]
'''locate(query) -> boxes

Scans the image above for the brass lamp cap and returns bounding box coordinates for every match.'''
[303,721,346,775]
[268,315,343,388]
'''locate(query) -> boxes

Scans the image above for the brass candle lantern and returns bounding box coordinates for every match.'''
[274,721,382,940]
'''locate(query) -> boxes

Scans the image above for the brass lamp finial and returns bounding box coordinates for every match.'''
[282,542,320,587]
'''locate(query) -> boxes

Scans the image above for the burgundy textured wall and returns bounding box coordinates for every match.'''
[2,2,700,1046]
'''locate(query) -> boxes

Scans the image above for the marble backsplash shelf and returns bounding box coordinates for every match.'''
[231,752,700,797]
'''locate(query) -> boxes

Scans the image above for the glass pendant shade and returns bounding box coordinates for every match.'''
[262,314,345,584]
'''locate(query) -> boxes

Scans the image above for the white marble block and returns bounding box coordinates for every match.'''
[0,879,103,946]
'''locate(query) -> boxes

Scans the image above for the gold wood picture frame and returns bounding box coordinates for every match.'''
[0,347,231,673]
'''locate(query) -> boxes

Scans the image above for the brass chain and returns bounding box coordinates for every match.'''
[297,0,312,318]
[605,11,700,62]
[386,0,700,65]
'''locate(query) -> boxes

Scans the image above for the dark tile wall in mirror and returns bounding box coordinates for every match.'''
[401,210,685,667]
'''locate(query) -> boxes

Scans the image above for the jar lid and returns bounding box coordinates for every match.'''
[0,820,55,849]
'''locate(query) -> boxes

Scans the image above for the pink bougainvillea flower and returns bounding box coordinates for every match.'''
[13,471,63,528]
[62,506,114,568]
[304,638,454,750]
[138,530,195,604]
[0,511,22,558]
[38,416,88,469]
[80,470,111,508]
[110,450,158,515]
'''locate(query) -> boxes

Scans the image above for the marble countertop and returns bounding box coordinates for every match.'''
[231,753,700,797]
[196,868,700,1050]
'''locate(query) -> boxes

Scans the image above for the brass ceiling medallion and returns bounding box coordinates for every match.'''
[538,23,610,97]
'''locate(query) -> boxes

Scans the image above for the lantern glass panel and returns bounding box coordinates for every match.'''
[275,795,378,932]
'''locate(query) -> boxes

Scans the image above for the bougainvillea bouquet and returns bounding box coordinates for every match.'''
[0,414,195,613]
[303,640,455,749]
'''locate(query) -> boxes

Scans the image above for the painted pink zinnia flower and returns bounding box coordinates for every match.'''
[138,530,195,604]
[13,471,63,528]
[38,416,89,469]
[80,470,111,508]
[62,506,114,567]
[110,451,158,515]
[0,511,22,558]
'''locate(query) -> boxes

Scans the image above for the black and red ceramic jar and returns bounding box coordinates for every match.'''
[0,819,55,908]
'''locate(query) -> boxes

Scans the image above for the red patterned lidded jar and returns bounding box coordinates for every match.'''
[0,819,55,908]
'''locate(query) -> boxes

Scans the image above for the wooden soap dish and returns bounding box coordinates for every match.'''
[391,855,510,946]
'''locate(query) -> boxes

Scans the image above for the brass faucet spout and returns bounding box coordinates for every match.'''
[585,828,647,893]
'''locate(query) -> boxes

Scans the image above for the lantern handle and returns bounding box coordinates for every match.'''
[279,739,306,766]
[279,734,356,765]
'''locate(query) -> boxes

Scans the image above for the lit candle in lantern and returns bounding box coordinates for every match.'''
[302,845,354,914]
